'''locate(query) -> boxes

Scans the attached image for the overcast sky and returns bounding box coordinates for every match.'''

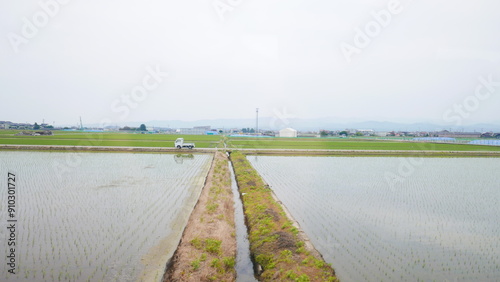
[1,0,499,128]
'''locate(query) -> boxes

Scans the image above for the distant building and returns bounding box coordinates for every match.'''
[176,126,212,135]
[194,126,211,130]
[357,129,374,135]
[0,121,31,130]
[481,132,500,138]
[435,131,481,138]
[279,128,298,138]
[346,129,357,135]
[0,121,11,129]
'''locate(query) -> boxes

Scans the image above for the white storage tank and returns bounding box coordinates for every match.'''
[279,128,297,138]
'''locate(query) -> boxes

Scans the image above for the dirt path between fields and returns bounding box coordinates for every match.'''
[3,144,500,157]
[164,151,237,281]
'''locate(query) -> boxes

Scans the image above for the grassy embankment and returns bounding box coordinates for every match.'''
[227,137,500,151]
[164,152,236,281]
[230,151,337,281]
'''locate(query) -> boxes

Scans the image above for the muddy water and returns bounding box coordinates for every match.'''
[249,156,500,282]
[0,151,212,282]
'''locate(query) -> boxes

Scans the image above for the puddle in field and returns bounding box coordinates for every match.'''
[228,160,258,282]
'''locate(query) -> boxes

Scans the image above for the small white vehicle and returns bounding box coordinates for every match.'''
[175,138,195,149]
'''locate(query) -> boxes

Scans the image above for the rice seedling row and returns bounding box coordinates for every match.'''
[0,151,212,281]
[248,156,500,281]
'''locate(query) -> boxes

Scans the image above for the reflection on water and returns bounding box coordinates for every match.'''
[249,156,500,282]
[229,160,258,282]
[0,151,212,282]
[174,154,195,164]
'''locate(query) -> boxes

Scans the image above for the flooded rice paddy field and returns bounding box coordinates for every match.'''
[0,151,212,282]
[249,156,500,282]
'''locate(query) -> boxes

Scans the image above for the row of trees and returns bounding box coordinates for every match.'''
[33,122,54,130]
[119,124,147,131]
[320,130,351,137]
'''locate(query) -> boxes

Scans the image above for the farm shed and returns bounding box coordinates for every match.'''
[279,128,298,138]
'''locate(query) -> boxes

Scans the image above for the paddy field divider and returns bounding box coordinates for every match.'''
[229,151,338,281]
[163,151,237,281]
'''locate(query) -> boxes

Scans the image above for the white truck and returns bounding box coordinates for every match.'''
[174,138,195,149]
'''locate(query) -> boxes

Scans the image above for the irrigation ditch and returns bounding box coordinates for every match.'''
[163,150,338,281]
[228,151,337,281]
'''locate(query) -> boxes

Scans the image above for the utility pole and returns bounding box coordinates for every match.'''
[256,108,259,135]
